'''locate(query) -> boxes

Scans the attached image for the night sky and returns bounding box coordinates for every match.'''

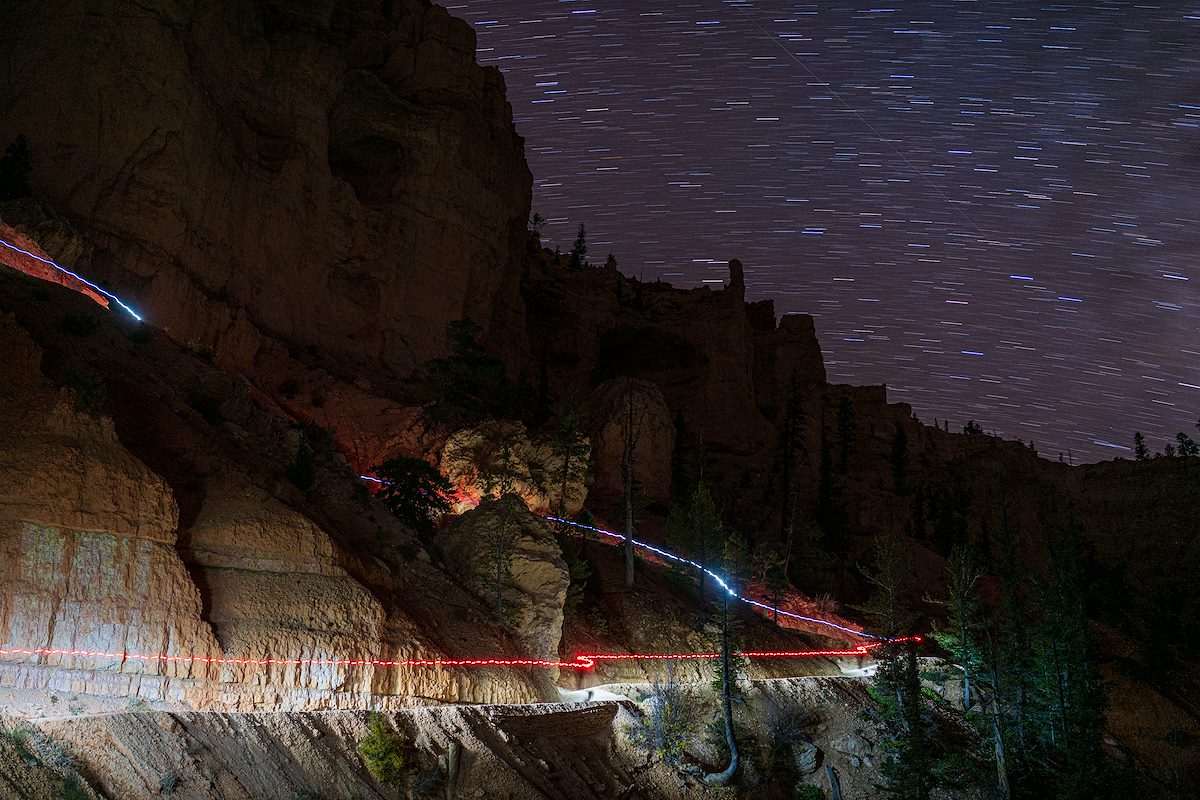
[454,1,1199,463]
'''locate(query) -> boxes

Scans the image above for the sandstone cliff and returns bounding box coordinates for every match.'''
[0,269,555,710]
[0,0,531,384]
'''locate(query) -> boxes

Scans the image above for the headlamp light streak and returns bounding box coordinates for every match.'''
[0,236,144,322]
[544,515,881,640]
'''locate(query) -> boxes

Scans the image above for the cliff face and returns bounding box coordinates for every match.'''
[0,0,531,383]
[0,270,554,710]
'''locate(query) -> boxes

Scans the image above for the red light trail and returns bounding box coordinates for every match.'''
[0,640,921,674]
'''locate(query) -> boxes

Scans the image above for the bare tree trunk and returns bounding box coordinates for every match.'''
[991,714,1010,800]
[703,594,739,786]
[623,388,636,589]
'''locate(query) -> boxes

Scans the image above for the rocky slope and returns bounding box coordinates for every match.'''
[3,673,986,800]
[0,268,560,711]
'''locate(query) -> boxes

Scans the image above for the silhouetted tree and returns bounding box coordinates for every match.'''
[0,135,32,200]
[423,318,512,425]
[480,444,523,621]
[1133,432,1149,461]
[605,253,618,269]
[1176,431,1199,457]
[568,224,588,269]
[928,544,984,712]
[548,401,590,525]
[373,456,452,540]
[666,482,724,599]
[860,528,933,800]
[703,532,750,786]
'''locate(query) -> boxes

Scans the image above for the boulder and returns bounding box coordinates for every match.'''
[440,420,589,516]
[793,739,820,775]
[439,499,569,662]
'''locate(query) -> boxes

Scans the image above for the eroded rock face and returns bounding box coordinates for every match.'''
[0,315,224,696]
[0,0,531,381]
[440,420,589,516]
[586,378,675,506]
[0,280,557,711]
[439,500,569,662]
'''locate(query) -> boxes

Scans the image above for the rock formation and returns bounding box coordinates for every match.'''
[439,420,589,516]
[585,377,675,506]
[0,0,531,383]
[0,270,556,710]
[438,499,569,663]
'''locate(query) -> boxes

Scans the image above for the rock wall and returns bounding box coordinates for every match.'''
[0,272,556,711]
[439,500,569,664]
[0,0,532,383]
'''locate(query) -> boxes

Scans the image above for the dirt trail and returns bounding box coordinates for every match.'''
[1,674,984,800]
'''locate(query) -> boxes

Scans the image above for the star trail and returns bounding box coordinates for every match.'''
[456,0,1200,462]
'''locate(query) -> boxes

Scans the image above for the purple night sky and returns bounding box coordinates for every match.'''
[455,1,1199,462]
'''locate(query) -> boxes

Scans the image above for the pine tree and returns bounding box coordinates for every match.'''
[703,533,750,786]
[1133,431,1149,461]
[548,402,590,525]
[666,482,724,599]
[928,544,984,712]
[423,318,511,425]
[373,456,452,540]
[860,528,932,800]
[479,444,523,621]
[568,224,588,269]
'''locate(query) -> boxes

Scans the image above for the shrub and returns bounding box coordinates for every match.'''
[372,456,452,540]
[187,387,222,424]
[285,442,314,490]
[627,663,698,767]
[60,776,90,800]
[559,536,593,619]
[158,771,179,793]
[358,712,407,785]
[2,723,35,764]
[277,378,301,398]
[794,785,825,800]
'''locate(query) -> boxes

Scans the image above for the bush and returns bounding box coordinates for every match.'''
[285,442,314,490]
[1,723,35,764]
[794,785,825,800]
[372,456,452,539]
[158,771,179,793]
[60,776,90,800]
[277,378,301,398]
[358,712,407,785]
[628,664,698,767]
[558,536,594,619]
[187,387,222,424]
